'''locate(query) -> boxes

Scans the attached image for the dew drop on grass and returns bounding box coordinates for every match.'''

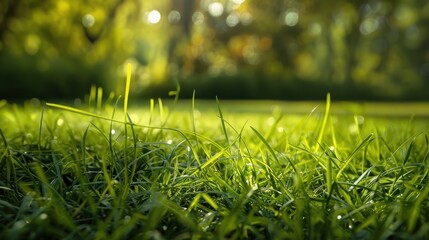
[39,213,48,220]
[337,215,342,220]
[13,220,26,229]
[167,139,173,145]
[111,129,116,135]
[162,225,168,231]
[57,118,64,126]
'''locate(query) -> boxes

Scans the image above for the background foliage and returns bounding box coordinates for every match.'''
[1,0,429,100]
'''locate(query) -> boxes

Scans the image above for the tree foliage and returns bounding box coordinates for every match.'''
[1,0,428,100]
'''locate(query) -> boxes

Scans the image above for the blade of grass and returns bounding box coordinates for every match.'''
[315,93,331,152]
[124,63,132,124]
[336,133,374,180]
[187,193,202,215]
[145,98,155,143]
[202,193,220,210]
[123,63,132,187]
[126,113,138,183]
[38,105,45,152]
[353,114,363,142]
[47,101,203,170]
[424,134,429,163]
[216,97,229,145]
[191,90,197,135]
[408,179,429,231]
[250,126,297,173]
[109,97,122,173]
[158,98,164,124]
[46,103,109,120]
[89,84,97,111]
[327,145,333,195]
[97,86,103,113]
[329,117,338,149]
[250,126,298,199]
[0,128,15,188]
[195,147,229,172]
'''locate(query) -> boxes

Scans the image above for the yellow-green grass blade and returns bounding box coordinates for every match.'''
[315,93,330,152]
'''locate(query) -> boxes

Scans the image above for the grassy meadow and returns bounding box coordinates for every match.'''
[1,87,429,239]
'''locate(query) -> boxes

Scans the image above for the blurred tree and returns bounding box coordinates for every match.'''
[0,0,428,100]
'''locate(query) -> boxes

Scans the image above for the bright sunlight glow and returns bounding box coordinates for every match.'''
[147,10,161,24]
[208,2,224,17]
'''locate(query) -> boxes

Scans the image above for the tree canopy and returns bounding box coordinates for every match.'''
[1,0,429,100]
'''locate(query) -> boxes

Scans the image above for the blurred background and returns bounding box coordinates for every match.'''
[1,0,429,101]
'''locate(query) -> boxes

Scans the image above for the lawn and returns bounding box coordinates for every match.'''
[1,91,429,239]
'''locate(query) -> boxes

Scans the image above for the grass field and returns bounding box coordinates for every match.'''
[1,89,429,240]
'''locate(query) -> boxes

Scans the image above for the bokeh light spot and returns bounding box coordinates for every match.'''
[192,11,205,25]
[39,213,48,220]
[24,34,41,55]
[147,10,161,24]
[226,12,240,27]
[394,5,417,29]
[57,118,64,127]
[283,9,299,26]
[360,18,379,35]
[240,12,253,25]
[82,14,95,28]
[168,10,181,23]
[232,0,245,4]
[229,0,245,9]
[208,2,224,17]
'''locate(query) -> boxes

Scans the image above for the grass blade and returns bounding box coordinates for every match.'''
[45,103,109,120]
[216,97,229,145]
[336,133,374,180]
[250,126,297,173]
[124,63,132,123]
[315,93,331,152]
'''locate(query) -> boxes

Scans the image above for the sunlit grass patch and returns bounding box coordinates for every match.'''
[1,85,429,239]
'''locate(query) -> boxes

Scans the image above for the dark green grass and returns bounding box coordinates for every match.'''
[1,94,429,239]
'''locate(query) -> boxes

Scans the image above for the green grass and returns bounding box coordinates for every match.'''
[1,84,429,239]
